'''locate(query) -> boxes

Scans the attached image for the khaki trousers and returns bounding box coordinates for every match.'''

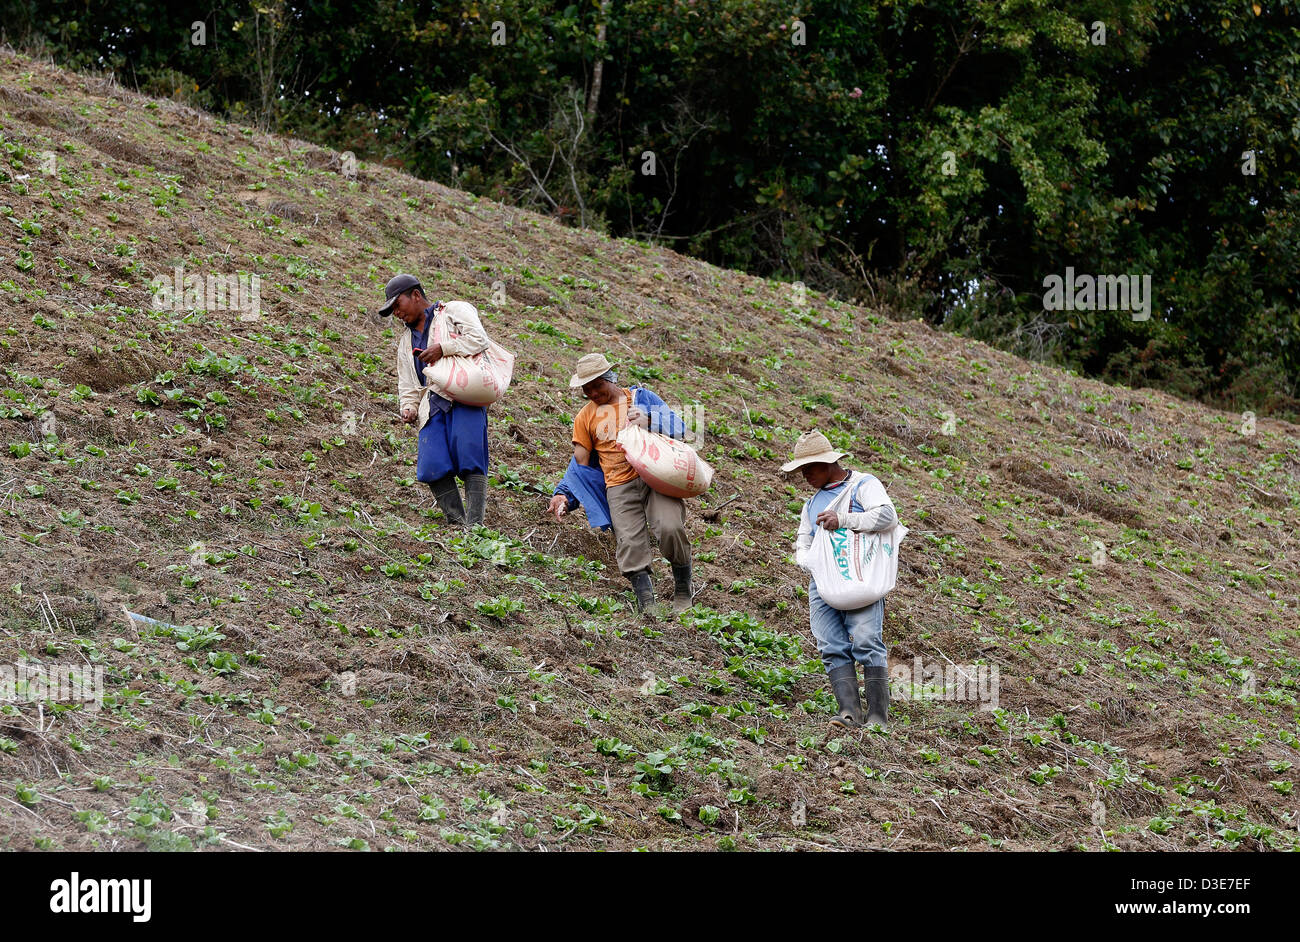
[606,477,690,576]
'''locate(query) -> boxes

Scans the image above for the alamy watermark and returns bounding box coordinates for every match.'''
[1043,267,1153,321]
[665,401,705,445]
[150,265,262,321]
[889,657,999,711]
[1,662,104,712]
[50,872,151,922]
[589,398,706,446]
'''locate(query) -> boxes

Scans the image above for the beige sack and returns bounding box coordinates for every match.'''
[617,426,714,498]
[424,301,514,406]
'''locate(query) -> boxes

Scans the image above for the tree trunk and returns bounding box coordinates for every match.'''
[585,0,612,123]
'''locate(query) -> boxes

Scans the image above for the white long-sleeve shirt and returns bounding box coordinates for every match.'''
[395,301,491,430]
[793,470,898,558]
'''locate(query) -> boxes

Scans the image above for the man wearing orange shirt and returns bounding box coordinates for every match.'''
[547,353,693,615]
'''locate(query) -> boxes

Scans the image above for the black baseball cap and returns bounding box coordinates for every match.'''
[377,273,422,316]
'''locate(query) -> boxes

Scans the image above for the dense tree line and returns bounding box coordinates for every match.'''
[4,0,1297,417]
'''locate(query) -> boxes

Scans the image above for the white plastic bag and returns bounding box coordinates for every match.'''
[800,475,906,610]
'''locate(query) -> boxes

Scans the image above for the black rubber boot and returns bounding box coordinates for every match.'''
[629,568,656,617]
[429,474,466,525]
[464,473,488,526]
[863,664,890,728]
[671,561,693,614]
[828,663,864,729]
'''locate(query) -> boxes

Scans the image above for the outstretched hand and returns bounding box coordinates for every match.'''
[547,494,568,520]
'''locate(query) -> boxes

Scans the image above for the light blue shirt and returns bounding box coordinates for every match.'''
[807,475,860,520]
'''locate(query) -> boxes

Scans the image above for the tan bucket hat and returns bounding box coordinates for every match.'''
[781,430,848,472]
[570,352,614,388]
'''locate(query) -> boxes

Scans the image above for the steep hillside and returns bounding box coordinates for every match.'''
[1,51,1298,852]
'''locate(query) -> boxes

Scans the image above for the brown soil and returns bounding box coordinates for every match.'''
[0,50,1297,853]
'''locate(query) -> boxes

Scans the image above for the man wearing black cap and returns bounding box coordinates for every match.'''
[379,273,492,525]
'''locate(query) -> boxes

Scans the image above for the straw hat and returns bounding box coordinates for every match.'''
[570,353,614,388]
[781,430,848,472]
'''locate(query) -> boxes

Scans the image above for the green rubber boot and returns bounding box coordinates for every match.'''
[671,562,693,614]
[629,568,657,618]
[828,663,864,729]
[464,473,488,526]
[429,475,466,525]
[863,665,890,728]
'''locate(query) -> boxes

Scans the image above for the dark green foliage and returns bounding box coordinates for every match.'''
[7,0,1297,413]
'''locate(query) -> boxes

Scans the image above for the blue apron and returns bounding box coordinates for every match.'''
[411,307,489,481]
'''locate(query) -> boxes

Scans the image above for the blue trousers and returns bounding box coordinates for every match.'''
[415,403,489,482]
[808,579,886,671]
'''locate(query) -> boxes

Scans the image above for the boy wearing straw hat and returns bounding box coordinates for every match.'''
[547,353,694,615]
[783,430,899,729]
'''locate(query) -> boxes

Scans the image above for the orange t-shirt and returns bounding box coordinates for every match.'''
[572,388,638,488]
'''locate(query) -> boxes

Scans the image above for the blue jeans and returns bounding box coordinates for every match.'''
[808,579,886,672]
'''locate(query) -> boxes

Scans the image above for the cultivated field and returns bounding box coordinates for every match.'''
[1,51,1298,851]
